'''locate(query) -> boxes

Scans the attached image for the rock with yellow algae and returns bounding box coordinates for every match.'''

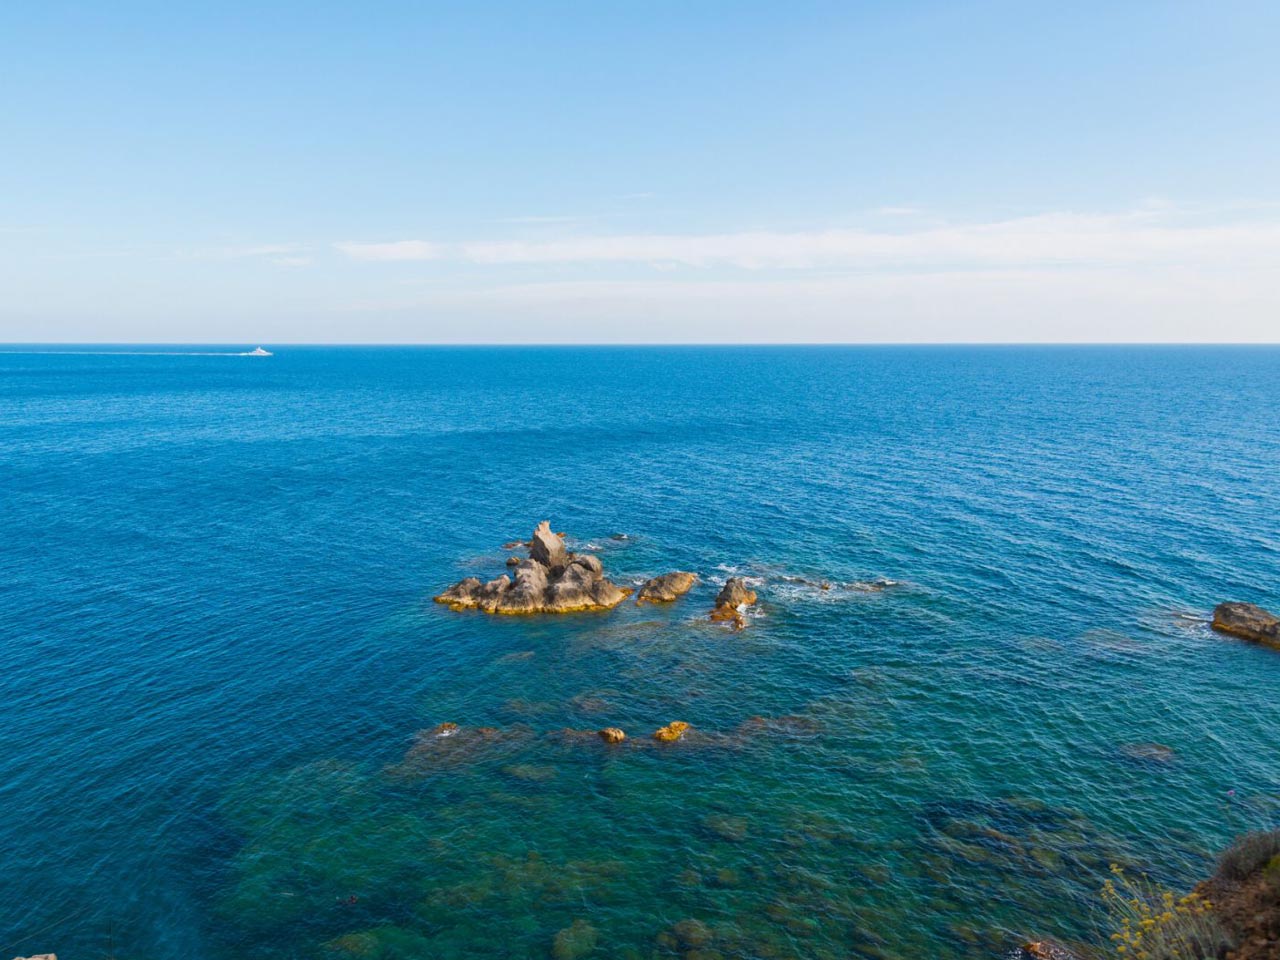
[1212,601,1280,649]
[653,721,690,742]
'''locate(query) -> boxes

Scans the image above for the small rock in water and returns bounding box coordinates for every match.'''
[597,727,626,744]
[709,577,757,629]
[636,571,698,604]
[1020,940,1079,960]
[653,721,691,742]
[848,579,892,592]
[1212,602,1280,649]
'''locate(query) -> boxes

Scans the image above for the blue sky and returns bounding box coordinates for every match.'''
[2,0,1278,342]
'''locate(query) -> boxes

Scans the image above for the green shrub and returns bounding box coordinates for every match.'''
[1215,829,1280,883]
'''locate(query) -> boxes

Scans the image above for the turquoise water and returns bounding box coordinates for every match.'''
[2,346,1279,960]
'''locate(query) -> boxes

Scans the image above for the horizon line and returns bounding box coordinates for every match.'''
[2,341,1280,349]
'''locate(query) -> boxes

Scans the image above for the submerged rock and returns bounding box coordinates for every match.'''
[1212,602,1280,649]
[326,929,435,957]
[671,918,713,948]
[702,813,750,842]
[546,727,602,745]
[551,919,599,960]
[435,521,631,614]
[1118,742,1176,765]
[653,721,690,742]
[502,763,558,782]
[710,577,757,629]
[570,691,612,713]
[734,714,822,739]
[394,723,533,774]
[636,571,698,604]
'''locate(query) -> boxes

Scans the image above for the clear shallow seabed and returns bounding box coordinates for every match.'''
[2,346,1278,960]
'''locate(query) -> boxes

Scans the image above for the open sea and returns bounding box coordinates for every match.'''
[2,345,1279,960]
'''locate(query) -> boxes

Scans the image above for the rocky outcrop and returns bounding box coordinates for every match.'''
[715,578,756,608]
[436,522,631,614]
[529,520,567,568]
[597,727,626,744]
[1212,602,1280,649]
[636,571,698,604]
[710,577,757,629]
[1182,830,1280,960]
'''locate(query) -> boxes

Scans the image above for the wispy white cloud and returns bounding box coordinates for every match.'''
[491,215,587,225]
[334,240,445,261]
[177,243,308,262]
[333,208,1280,272]
[313,260,1280,343]
[314,206,1280,341]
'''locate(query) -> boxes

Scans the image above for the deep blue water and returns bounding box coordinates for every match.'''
[2,345,1278,960]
